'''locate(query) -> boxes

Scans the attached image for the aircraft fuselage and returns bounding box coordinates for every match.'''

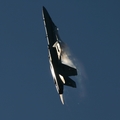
[42,6,77,104]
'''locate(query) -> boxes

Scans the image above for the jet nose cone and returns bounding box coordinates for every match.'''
[42,6,45,10]
[42,6,48,17]
[42,6,47,13]
[42,6,47,19]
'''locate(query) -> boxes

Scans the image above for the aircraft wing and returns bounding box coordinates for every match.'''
[59,63,77,76]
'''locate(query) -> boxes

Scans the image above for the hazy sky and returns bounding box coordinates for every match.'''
[0,0,120,120]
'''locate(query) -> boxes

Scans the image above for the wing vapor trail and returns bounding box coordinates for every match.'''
[60,42,76,68]
[60,42,88,105]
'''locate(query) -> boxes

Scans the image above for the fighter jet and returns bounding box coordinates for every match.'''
[42,6,77,104]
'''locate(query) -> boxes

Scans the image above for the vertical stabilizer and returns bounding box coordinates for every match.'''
[60,94,64,104]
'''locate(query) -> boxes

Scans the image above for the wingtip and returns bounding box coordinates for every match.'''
[60,94,64,105]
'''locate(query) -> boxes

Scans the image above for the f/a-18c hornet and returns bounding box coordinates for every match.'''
[42,6,78,104]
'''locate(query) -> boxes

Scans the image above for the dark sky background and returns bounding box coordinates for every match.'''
[0,0,120,120]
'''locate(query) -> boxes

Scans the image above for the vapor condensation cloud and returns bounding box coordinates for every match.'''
[60,41,76,68]
[60,41,88,105]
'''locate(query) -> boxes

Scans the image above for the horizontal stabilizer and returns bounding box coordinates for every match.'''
[59,64,77,76]
[64,76,76,88]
